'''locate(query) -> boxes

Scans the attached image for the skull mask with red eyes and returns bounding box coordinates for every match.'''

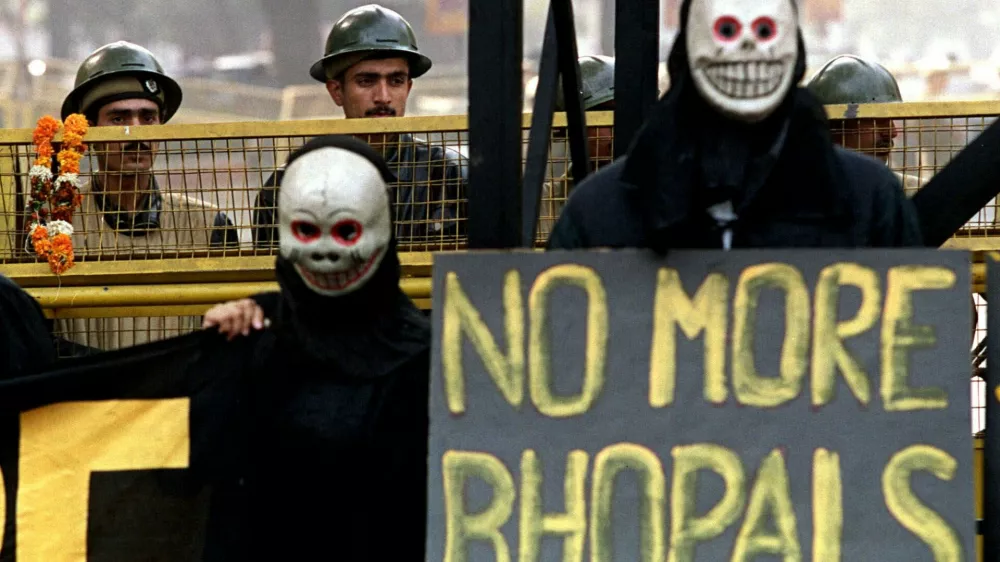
[686,0,798,123]
[278,147,391,297]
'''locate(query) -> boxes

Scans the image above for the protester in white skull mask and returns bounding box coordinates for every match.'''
[686,0,798,123]
[277,146,392,296]
[203,135,431,559]
[546,0,922,252]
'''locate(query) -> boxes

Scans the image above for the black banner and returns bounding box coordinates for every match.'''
[0,330,256,561]
[429,249,974,561]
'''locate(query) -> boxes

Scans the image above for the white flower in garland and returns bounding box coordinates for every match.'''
[46,220,74,237]
[29,164,53,182]
[55,172,81,188]
[27,220,74,239]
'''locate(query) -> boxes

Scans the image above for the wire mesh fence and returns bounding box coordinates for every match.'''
[0,102,994,434]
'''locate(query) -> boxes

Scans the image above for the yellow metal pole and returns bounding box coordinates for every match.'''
[27,278,432,309]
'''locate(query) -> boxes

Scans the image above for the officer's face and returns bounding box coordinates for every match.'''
[94,98,160,175]
[327,58,413,119]
[832,118,898,165]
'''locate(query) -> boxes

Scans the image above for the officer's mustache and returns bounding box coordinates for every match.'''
[365,105,396,117]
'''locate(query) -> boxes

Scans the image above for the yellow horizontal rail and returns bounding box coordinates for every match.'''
[27,277,431,309]
[54,111,599,142]
[942,238,1000,252]
[824,100,1000,120]
[13,256,984,309]
[0,252,434,288]
[1,99,992,143]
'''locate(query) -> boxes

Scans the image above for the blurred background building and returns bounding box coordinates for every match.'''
[0,0,994,124]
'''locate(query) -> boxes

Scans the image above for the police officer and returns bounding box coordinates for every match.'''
[252,4,467,248]
[58,41,238,351]
[539,55,616,238]
[61,41,238,254]
[805,55,923,191]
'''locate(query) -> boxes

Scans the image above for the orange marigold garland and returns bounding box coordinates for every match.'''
[27,114,88,275]
[52,114,88,222]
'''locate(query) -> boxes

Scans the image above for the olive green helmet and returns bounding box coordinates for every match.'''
[805,54,902,105]
[61,41,182,122]
[555,55,615,111]
[309,4,433,83]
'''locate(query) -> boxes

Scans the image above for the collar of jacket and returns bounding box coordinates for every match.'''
[92,176,162,237]
[618,90,852,237]
[619,120,790,232]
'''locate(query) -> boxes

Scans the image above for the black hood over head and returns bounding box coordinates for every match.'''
[621,0,853,251]
[271,135,429,378]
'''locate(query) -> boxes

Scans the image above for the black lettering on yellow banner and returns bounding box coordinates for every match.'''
[648,269,729,407]
[17,399,190,560]
[442,450,516,562]
[881,266,955,411]
[882,445,962,561]
[518,449,588,562]
[811,263,881,407]
[732,264,810,408]
[528,264,608,418]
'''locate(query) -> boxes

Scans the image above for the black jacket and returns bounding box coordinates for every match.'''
[0,275,55,377]
[550,0,921,253]
[546,147,923,250]
[252,133,468,247]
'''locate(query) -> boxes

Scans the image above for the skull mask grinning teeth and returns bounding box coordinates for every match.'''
[278,147,392,297]
[703,61,787,99]
[686,0,798,122]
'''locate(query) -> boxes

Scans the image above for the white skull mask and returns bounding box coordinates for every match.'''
[279,147,392,296]
[686,0,798,123]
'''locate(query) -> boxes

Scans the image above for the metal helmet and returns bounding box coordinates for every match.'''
[555,55,615,111]
[805,54,903,105]
[61,41,182,122]
[309,4,433,83]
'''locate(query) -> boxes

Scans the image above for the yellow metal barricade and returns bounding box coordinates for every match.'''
[0,101,991,559]
[0,100,990,385]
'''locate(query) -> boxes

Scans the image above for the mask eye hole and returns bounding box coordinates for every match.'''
[291,220,321,243]
[331,219,363,246]
[713,16,742,42]
[751,17,777,42]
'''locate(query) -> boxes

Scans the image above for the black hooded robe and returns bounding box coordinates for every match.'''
[233,136,431,560]
[546,0,922,252]
[242,254,430,560]
[0,275,56,378]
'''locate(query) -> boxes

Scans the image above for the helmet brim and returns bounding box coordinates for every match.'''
[309,48,432,83]
[62,69,183,123]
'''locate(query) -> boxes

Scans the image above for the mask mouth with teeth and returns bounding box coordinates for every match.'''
[278,146,392,297]
[686,0,798,123]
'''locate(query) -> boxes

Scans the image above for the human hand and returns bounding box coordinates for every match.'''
[202,298,269,340]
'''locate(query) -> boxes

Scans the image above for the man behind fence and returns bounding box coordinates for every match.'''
[60,41,238,256]
[538,55,617,239]
[545,0,921,252]
[805,54,926,192]
[53,41,238,351]
[252,4,467,248]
